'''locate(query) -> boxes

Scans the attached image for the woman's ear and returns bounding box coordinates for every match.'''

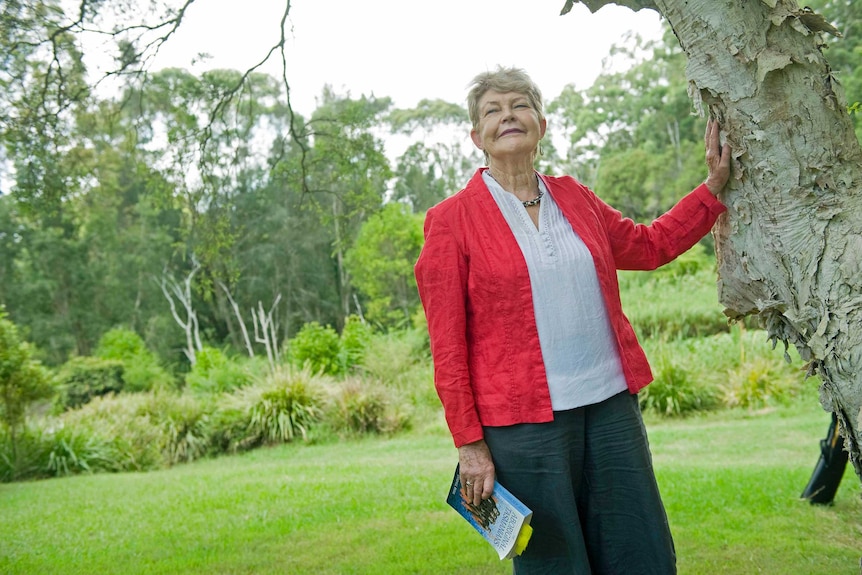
[470,129,483,151]
[540,118,547,139]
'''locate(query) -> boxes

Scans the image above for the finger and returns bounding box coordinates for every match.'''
[464,477,486,506]
[462,479,474,497]
[721,142,732,167]
[479,476,494,501]
[465,481,480,507]
[709,120,720,152]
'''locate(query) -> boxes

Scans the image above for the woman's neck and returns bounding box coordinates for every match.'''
[487,163,539,201]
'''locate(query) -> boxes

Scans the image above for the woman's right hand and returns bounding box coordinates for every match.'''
[458,439,495,506]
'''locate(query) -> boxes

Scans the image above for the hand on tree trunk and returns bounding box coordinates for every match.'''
[704,119,732,196]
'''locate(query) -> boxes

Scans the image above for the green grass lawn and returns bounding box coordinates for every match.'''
[2,399,860,575]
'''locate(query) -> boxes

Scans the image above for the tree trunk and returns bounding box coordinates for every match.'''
[572,0,862,482]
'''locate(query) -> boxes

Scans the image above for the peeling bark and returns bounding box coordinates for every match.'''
[569,0,862,482]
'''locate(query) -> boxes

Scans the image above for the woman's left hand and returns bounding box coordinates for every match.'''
[704,119,732,196]
[458,439,495,507]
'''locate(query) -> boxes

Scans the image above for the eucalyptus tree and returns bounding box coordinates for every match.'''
[126,67,296,351]
[565,0,862,479]
[296,87,393,327]
[227,131,344,342]
[0,0,100,361]
[388,99,479,212]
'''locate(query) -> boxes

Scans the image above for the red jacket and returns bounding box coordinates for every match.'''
[415,168,726,447]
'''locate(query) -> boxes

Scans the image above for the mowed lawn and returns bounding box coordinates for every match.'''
[2,400,860,575]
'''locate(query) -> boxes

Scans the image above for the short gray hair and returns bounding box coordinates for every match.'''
[467,66,544,130]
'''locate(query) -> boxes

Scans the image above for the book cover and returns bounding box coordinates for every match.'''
[446,464,534,560]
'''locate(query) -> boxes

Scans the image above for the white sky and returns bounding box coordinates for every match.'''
[146,0,665,116]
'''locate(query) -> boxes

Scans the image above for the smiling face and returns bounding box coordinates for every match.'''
[470,90,546,165]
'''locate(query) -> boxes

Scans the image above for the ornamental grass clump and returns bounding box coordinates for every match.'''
[0,426,46,482]
[137,392,212,465]
[328,378,412,436]
[244,368,324,444]
[721,357,802,409]
[42,424,120,477]
[639,357,720,417]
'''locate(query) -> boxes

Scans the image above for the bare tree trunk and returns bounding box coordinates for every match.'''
[252,295,282,373]
[218,281,255,358]
[332,196,351,328]
[158,260,204,366]
[571,0,862,482]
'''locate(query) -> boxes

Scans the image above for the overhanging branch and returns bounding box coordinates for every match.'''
[560,0,658,16]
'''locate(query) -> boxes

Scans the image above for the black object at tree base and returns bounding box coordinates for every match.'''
[800,412,849,505]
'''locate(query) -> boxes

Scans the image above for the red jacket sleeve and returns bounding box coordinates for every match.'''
[414,206,484,447]
[601,183,726,270]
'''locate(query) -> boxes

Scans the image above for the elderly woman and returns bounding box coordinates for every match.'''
[414,66,731,574]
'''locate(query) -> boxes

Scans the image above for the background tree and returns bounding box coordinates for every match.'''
[344,202,425,328]
[0,310,52,461]
[388,99,479,211]
[299,88,393,327]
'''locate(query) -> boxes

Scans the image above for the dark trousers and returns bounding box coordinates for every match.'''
[483,391,676,575]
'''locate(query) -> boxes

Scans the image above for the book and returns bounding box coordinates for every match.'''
[446,464,534,560]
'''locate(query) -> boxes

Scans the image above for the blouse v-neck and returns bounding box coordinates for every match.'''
[483,171,555,264]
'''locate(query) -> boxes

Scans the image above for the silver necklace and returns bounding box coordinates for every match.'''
[522,190,543,208]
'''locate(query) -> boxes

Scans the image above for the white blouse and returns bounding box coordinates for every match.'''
[483,171,628,411]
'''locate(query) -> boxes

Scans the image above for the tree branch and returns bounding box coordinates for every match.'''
[560,0,658,15]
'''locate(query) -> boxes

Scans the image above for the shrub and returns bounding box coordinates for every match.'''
[358,329,438,413]
[55,356,125,410]
[287,322,342,375]
[339,315,373,373]
[0,310,53,437]
[95,327,148,358]
[185,346,253,394]
[205,397,254,455]
[58,393,164,472]
[328,378,411,436]
[95,327,174,392]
